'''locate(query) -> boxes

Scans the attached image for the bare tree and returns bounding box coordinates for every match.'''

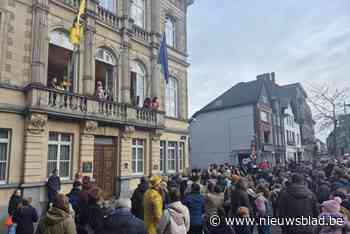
[307,82,350,156]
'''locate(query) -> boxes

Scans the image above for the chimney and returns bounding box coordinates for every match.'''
[271,72,276,84]
[256,73,270,81]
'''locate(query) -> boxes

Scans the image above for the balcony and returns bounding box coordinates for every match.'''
[25,85,164,129]
[132,25,151,43]
[97,6,122,29]
[56,0,80,8]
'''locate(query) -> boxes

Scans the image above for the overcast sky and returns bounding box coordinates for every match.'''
[187,0,350,140]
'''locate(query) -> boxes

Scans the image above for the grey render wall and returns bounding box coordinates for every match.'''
[190,105,255,169]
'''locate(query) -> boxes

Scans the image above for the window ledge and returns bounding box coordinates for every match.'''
[0,183,20,189]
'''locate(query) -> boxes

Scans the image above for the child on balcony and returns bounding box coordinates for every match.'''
[96,81,106,100]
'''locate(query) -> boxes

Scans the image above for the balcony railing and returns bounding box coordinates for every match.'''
[26,85,164,128]
[132,25,151,43]
[97,6,122,29]
[56,0,79,8]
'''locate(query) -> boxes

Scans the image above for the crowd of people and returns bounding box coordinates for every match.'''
[5,158,350,234]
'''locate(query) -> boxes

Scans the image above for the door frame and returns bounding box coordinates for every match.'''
[93,136,118,198]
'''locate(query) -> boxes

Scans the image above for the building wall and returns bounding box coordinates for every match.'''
[284,104,302,161]
[0,0,192,229]
[190,105,254,169]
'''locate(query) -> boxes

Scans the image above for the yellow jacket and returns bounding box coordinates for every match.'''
[143,188,163,234]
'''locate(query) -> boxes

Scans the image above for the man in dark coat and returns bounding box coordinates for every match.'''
[231,178,252,216]
[102,198,147,234]
[76,176,92,234]
[277,173,318,234]
[131,177,148,220]
[47,169,61,205]
[13,197,38,234]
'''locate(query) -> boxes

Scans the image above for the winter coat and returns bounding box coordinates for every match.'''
[183,193,205,226]
[157,201,190,234]
[332,178,350,191]
[131,182,148,220]
[316,181,331,204]
[231,188,252,216]
[36,207,77,234]
[255,195,273,218]
[76,189,90,226]
[319,212,350,234]
[47,175,61,202]
[278,183,318,234]
[204,192,224,218]
[102,208,147,234]
[88,200,105,234]
[67,187,81,213]
[13,205,38,234]
[143,188,163,234]
[8,195,23,216]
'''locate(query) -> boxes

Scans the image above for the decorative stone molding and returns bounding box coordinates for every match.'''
[122,126,135,139]
[27,113,47,134]
[84,120,98,133]
[151,129,163,141]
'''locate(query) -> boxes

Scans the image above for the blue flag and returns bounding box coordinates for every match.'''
[158,32,169,84]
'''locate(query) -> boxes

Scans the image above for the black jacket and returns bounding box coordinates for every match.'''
[277,183,318,234]
[131,182,148,220]
[13,205,38,234]
[88,200,105,234]
[102,208,147,234]
[47,175,61,202]
[231,188,252,215]
[316,181,331,204]
[8,195,23,216]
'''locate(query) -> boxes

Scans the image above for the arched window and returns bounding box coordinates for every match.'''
[131,0,145,28]
[165,16,176,48]
[131,61,146,107]
[48,30,75,91]
[165,76,178,117]
[95,47,117,100]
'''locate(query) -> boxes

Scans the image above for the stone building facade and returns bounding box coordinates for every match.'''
[0,0,193,224]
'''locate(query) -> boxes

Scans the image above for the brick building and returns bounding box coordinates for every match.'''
[0,0,193,224]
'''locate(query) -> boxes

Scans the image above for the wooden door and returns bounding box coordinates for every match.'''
[94,140,117,199]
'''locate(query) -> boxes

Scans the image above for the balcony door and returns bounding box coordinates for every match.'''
[48,30,75,92]
[95,48,117,101]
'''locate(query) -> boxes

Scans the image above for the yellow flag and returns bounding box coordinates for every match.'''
[69,24,83,45]
[77,0,86,23]
[70,0,85,45]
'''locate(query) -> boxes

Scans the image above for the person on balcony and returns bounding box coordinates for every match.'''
[50,78,60,90]
[96,81,106,100]
[151,97,160,110]
[143,98,152,109]
[61,77,71,91]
